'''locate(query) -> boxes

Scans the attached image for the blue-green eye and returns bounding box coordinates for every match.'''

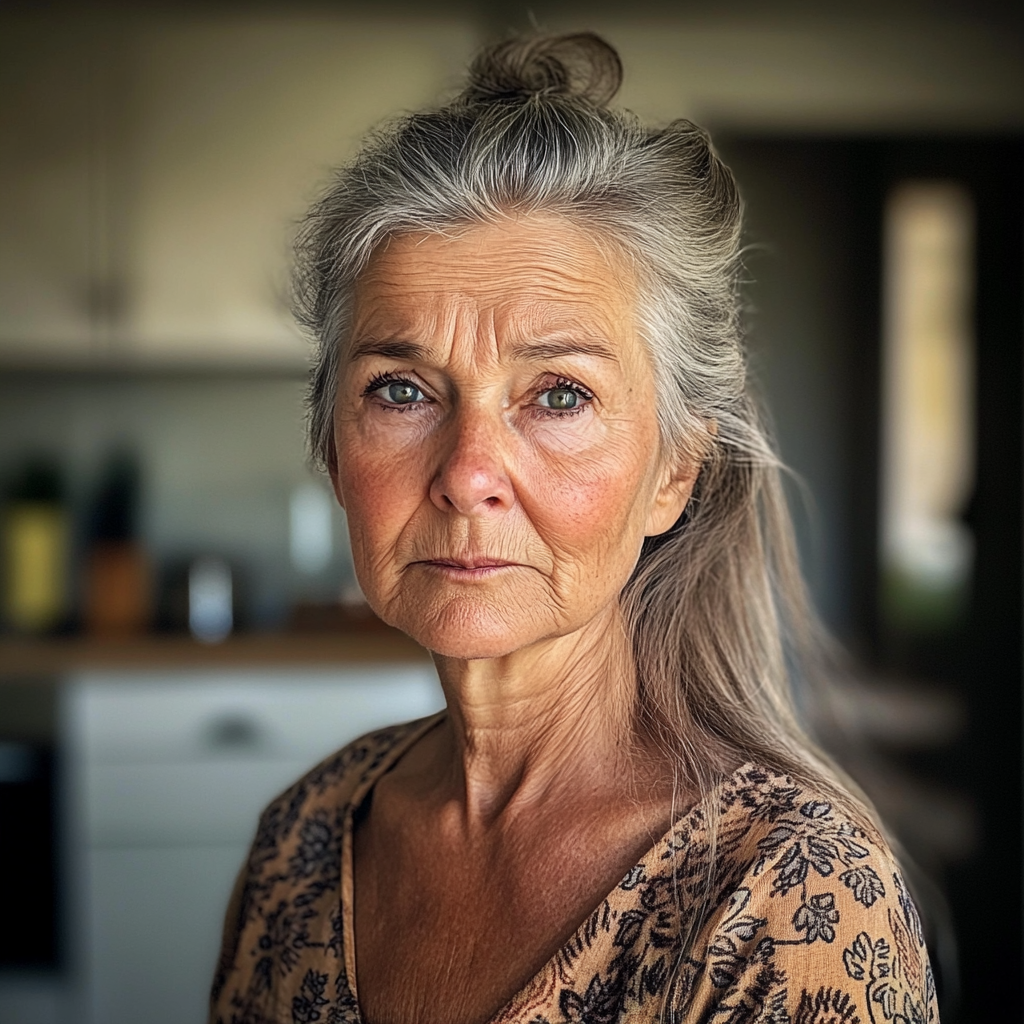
[538,386,583,411]
[384,381,423,405]
[363,373,426,406]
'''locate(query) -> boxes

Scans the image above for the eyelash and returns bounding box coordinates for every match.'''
[360,371,594,417]
[535,378,594,418]
[362,371,415,397]
[361,371,426,413]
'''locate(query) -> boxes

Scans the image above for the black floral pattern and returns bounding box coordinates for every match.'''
[794,986,862,1023]
[209,720,938,1024]
[291,969,329,1023]
[793,892,840,943]
[840,867,886,909]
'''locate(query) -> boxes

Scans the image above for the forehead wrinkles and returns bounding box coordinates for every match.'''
[351,289,502,370]
[350,224,639,367]
[356,242,626,307]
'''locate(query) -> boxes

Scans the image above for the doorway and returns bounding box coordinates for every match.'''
[718,135,1023,1022]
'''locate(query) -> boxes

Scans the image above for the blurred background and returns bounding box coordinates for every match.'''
[0,2,1020,1022]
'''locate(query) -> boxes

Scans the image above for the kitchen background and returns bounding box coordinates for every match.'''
[1,2,1021,1023]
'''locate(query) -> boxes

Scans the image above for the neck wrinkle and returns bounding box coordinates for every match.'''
[430,603,644,827]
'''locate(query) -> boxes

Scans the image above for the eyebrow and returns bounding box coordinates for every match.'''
[347,337,620,364]
[348,339,428,361]
[506,339,619,362]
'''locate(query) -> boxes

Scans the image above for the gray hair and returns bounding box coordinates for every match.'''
[298,34,750,468]
[294,30,872,943]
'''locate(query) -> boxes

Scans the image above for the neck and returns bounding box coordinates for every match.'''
[429,604,654,824]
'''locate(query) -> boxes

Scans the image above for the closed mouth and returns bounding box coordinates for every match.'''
[419,558,518,571]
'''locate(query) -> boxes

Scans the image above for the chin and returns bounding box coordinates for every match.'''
[388,599,546,661]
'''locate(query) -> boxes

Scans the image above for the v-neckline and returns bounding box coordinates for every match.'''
[339,713,729,1024]
[340,712,449,1012]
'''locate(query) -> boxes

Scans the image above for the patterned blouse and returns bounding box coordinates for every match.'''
[210,714,938,1024]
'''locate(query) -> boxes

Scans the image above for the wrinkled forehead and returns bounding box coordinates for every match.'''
[347,214,641,360]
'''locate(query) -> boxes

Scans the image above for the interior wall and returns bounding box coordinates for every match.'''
[0,6,1021,1022]
[0,373,351,628]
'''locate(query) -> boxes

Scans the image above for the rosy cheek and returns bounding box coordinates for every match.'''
[336,435,419,556]
[522,445,646,550]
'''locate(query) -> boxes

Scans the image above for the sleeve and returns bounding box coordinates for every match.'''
[207,827,285,1024]
[208,858,248,1024]
[205,723,410,1024]
[677,815,939,1023]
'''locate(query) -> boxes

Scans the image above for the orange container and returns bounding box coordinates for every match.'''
[83,541,152,636]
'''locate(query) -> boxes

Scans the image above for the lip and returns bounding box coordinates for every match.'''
[416,558,520,572]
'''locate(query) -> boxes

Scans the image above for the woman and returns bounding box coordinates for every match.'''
[211,34,937,1024]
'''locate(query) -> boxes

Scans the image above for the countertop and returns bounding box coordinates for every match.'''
[0,629,430,678]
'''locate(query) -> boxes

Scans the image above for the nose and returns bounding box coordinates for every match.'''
[429,407,514,515]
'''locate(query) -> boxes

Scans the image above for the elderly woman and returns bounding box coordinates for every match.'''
[211,33,936,1024]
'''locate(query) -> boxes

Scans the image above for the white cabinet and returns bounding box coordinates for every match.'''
[0,14,477,366]
[65,666,444,1024]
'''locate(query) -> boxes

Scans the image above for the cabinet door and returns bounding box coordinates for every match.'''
[0,14,476,367]
[121,16,476,364]
[67,666,445,1024]
[0,19,95,358]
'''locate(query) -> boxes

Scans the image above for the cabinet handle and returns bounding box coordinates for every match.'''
[202,714,265,753]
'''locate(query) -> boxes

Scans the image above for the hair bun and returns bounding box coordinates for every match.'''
[462,32,623,108]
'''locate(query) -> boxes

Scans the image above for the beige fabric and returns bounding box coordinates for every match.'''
[211,715,938,1023]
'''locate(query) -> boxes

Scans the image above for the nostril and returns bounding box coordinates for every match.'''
[431,479,510,515]
[429,424,513,514]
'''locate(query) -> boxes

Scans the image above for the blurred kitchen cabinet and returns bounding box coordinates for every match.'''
[119,17,476,365]
[0,20,97,358]
[66,666,444,1024]
[0,14,476,366]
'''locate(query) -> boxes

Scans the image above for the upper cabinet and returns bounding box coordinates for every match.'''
[0,20,96,358]
[0,14,477,368]
[4,11,1020,370]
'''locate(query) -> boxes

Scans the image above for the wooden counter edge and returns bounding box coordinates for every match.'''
[0,631,431,678]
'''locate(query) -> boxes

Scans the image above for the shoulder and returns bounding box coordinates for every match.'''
[209,714,442,1023]
[715,763,903,918]
[250,714,438,856]
[678,763,939,1022]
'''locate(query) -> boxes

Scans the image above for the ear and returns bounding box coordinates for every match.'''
[326,439,345,510]
[644,454,699,537]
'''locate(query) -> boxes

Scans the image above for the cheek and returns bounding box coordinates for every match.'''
[522,428,656,567]
[334,433,422,573]
[520,380,660,541]
[334,385,433,500]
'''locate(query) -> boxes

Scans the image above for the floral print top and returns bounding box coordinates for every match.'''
[210,714,938,1024]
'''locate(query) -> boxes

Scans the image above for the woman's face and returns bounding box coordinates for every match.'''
[331,214,694,659]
